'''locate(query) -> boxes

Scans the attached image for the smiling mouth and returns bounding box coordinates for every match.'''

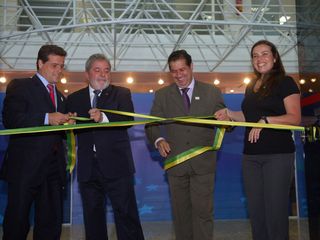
[177,78,186,82]
[97,78,107,82]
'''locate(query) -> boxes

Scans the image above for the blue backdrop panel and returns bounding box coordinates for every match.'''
[0,92,308,225]
[0,93,9,225]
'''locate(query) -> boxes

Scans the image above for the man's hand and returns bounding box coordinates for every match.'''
[48,112,70,126]
[89,108,103,123]
[215,108,230,121]
[67,112,77,125]
[156,139,171,157]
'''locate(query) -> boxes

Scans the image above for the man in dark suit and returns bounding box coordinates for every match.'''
[67,54,144,240]
[1,45,71,240]
[145,50,226,240]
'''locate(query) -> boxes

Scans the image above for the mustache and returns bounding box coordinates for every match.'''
[97,78,107,81]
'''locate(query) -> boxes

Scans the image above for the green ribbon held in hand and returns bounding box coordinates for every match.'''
[0,109,306,173]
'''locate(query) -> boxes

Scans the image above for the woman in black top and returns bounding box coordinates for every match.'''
[216,40,301,240]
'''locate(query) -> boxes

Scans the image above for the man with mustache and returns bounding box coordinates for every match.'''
[67,54,144,240]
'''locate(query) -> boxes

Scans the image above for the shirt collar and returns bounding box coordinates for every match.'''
[89,85,104,96]
[178,78,195,92]
[36,72,52,88]
[89,85,95,94]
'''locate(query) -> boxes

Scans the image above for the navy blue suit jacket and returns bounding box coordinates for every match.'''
[1,75,67,185]
[67,85,135,181]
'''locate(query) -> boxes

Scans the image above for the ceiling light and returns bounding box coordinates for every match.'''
[0,76,7,83]
[64,89,69,93]
[279,16,291,25]
[149,89,154,93]
[127,77,134,84]
[299,79,306,84]
[230,89,234,93]
[213,79,220,85]
[308,89,313,93]
[61,78,67,84]
[311,78,317,83]
[243,78,251,85]
[158,79,164,85]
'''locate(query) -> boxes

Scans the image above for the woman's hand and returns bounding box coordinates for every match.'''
[248,127,262,143]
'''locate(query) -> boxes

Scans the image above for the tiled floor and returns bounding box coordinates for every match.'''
[0,219,310,240]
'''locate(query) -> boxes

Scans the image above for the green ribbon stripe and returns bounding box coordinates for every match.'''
[0,119,156,136]
[102,109,305,131]
[66,130,76,173]
[0,109,306,171]
[164,128,226,170]
[98,109,306,170]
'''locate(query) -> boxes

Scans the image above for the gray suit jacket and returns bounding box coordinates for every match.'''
[145,80,225,176]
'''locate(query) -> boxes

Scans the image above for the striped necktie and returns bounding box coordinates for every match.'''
[181,88,190,111]
[47,84,55,108]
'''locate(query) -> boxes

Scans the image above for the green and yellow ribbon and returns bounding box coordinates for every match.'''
[99,109,305,170]
[0,109,308,172]
[66,130,76,173]
[163,127,226,170]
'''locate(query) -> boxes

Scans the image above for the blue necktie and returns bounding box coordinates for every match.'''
[92,90,101,108]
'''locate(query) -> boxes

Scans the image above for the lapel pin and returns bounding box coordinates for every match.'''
[195,96,200,100]
[60,97,64,101]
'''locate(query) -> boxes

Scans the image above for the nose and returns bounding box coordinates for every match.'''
[176,71,182,78]
[55,64,64,73]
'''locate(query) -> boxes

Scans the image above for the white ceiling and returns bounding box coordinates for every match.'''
[0,0,317,73]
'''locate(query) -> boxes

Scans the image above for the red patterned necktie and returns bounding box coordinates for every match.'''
[47,84,56,108]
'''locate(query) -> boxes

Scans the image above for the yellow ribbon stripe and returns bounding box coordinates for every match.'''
[0,120,155,136]
[101,109,305,131]
[164,128,226,170]
[0,109,307,172]
[175,118,305,131]
[66,130,76,173]
[99,109,165,120]
[100,110,304,170]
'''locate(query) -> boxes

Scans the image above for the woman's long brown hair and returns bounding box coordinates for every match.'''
[250,40,286,97]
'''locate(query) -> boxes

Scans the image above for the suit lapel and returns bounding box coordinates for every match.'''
[189,81,201,115]
[32,75,56,111]
[169,85,186,114]
[97,85,113,108]
[82,87,92,110]
[56,90,65,112]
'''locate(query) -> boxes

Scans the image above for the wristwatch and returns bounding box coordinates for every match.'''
[261,116,269,124]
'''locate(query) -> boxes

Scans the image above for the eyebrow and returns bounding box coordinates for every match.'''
[253,51,271,55]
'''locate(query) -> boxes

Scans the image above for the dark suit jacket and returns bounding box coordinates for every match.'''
[145,80,226,176]
[67,85,135,182]
[1,75,67,185]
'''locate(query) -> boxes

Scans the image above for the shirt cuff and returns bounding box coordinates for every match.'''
[45,113,49,125]
[155,137,165,149]
[100,112,109,123]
